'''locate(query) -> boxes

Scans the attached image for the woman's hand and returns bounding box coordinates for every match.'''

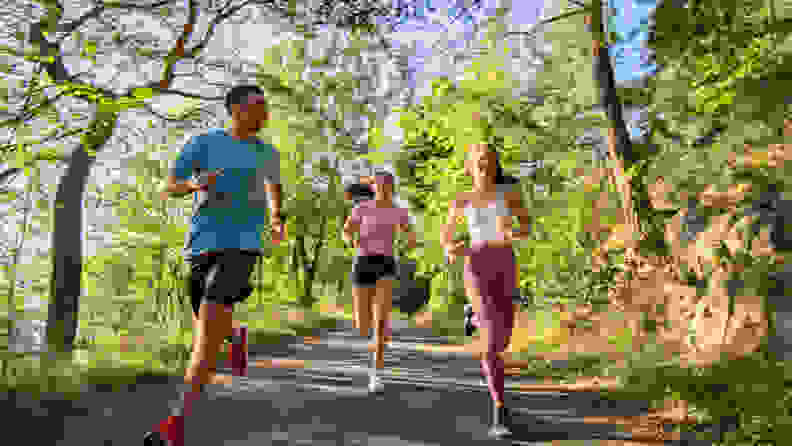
[344,236,358,249]
[502,228,530,243]
[445,240,468,263]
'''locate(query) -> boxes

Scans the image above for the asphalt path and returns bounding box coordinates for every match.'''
[1,320,717,445]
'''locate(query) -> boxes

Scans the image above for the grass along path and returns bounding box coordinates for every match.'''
[0,299,359,398]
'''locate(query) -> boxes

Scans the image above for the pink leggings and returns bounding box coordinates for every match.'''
[463,242,515,404]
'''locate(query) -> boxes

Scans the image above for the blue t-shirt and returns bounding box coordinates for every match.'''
[170,128,281,260]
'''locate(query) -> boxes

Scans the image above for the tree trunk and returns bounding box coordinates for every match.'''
[303,213,328,308]
[290,233,302,304]
[295,233,310,308]
[586,4,641,260]
[46,112,117,354]
[290,234,299,276]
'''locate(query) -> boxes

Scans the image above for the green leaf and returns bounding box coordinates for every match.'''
[368,124,386,150]
[133,88,155,100]
[83,40,98,57]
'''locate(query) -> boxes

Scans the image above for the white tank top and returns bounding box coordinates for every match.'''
[464,189,511,243]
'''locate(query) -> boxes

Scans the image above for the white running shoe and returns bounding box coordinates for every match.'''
[368,371,384,393]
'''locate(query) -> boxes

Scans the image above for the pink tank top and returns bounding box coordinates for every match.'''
[348,200,410,257]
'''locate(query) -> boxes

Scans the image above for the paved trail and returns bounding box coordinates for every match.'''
[3,320,715,445]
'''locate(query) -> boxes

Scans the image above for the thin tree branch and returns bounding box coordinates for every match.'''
[155,0,199,89]
[0,87,78,129]
[0,143,73,185]
[0,168,21,186]
[142,86,224,101]
[55,5,105,42]
[504,6,592,39]
[183,0,255,58]
[0,126,90,156]
[142,102,218,122]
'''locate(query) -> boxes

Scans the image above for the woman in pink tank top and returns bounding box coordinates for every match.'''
[342,171,417,394]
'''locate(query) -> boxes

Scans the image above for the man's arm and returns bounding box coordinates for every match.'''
[264,148,283,220]
[164,176,200,198]
[164,133,204,199]
[264,183,282,218]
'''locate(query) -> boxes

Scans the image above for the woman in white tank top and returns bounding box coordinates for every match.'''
[441,142,532,438]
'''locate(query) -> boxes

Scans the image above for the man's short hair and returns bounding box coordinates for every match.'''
[225,85,267,115]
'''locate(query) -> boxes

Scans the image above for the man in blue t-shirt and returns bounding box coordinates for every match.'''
[145,85,283,446]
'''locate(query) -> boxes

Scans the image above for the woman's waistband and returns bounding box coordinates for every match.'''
[355,252,397,260]
[469,239,514,251]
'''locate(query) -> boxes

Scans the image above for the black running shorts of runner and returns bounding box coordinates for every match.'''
[350,255,398,288]
[188,249,260,317]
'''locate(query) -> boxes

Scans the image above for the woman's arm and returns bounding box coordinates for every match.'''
[504,190,532,240]
[441,197,462,249]
[396,223,418,249]
[342,214,360,245]
[443,197,470,262]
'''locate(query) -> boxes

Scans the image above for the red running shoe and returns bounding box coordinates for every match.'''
[228,326,248,377]
[144,415,184,446]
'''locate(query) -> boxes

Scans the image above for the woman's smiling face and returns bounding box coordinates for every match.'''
[467,143,496,181]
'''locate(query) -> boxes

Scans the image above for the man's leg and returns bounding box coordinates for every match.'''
[188,257,207,355]
[185,302,233,394]
[188,257,229,370]
[192,309,235,369]
[147,252,254,445]
[148,302,230,446]
[182,250,255,409]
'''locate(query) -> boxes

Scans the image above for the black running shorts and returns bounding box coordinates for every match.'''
[350,255,398,288]
[188,249,260,317]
